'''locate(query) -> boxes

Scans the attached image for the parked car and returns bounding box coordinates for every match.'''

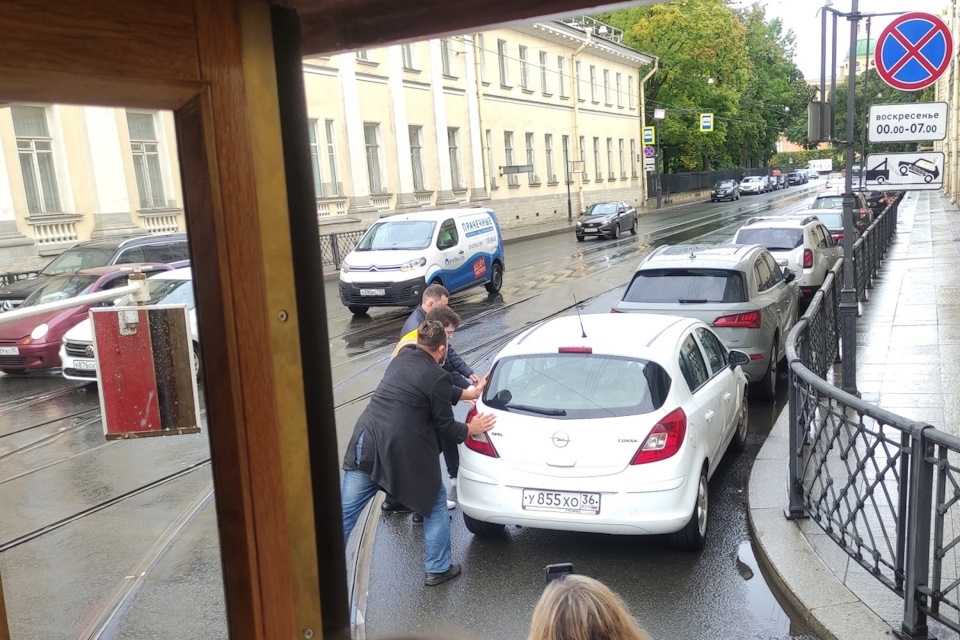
[739,176,766,195]
[732,216,842,300]
[612,243,799,399]
[60,267,199,382]
[710,180,740,202]
[0,233,189,312]
[898,158,940,183]
[576,201,638,240]
[457,312,750,550]
[787,172,805,186]
[810,191,872,232]
[776,174,787,189]
[0,264,172,374]
[808,209,858,244]
[764,175,779,192]
[806,169,821,180]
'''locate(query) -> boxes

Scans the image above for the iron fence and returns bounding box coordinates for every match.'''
[319,229,365,269]
[647,167,769,198]
[1,269,41,286]
[785,196,960,637]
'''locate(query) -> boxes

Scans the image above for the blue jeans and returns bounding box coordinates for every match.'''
[341,435,452,574]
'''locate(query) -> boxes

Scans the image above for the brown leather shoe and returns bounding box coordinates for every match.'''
[425,563,461,586]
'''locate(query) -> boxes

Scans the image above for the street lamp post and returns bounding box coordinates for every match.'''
[839,0,860,397]
[653,108,665,209]
[564,143,572,222]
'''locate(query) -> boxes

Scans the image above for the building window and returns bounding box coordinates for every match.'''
[593,137,601,181]
[589,65,597,102]
[616,72,623,107]
[519,46,529,90]
[539,51,549,95]
[409,125,425,191]
[448,127,463,189]
[607,138,614,180]
[579,135,587,182]
[630,139,637,178]
[558,56,568,98]
[497,39,509,86]
[402,43,416,70]
[441,38,455,77]
[545,134,556,183]
[576,61,583,100]
[364,123,385,194]
[619,139,626,178]
[486,129,496,189]
[308,119,324,198]
[628,76,635,109]
[504,131,518,186]
[324,120,340,196]
[357,49,372,61]
[562,135,570,184]
[127,111,167,209]
[525,132,537,184]
[603,69,611,104]
[478,35,487,83]
[12,106,61,214]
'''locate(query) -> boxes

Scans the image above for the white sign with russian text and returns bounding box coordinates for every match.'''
[868,102,948,142]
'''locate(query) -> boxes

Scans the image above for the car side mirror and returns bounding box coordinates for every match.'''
[728,350,750,368]
[782,268,796,283]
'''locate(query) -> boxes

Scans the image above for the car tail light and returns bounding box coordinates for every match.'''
[631,408,687,464]
[831,232,844,242]
[803,249,813,269]
[713,310,761,329]
[610,307,623,313]
[463,404,499,458]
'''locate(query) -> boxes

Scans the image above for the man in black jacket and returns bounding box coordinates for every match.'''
[341,320,495,586]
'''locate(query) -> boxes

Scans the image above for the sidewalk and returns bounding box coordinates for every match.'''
[748,189,960,640]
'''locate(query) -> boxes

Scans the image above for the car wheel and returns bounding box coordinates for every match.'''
[348,305,369,315]
[899,166,908,176]
[925,174,933,183]
[576,235,584,242]
[711,198,716,203]
[757,339,778,400]
[670,464,708,551]
[485,262,503,294]
[730,394,749,453]
[611,223,620,240]
[630,218,638,235]
[877,176,885,184]
[735,194,740,200]
[463,512,505,536]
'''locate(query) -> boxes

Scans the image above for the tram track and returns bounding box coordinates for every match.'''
[0,381,90,412]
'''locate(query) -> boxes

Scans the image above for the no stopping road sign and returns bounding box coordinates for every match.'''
[875,12,952,91]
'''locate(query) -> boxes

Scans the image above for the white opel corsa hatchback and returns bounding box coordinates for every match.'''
[458,313,750,550]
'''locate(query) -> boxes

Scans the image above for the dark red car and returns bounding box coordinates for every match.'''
[0,264,170,373]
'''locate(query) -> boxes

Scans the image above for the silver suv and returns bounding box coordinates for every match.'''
[732,216,842,300]
[613,244,799,398]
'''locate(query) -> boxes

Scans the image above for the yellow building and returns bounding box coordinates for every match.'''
[0,18,653,272]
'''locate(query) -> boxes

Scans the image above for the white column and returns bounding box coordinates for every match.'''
[82,106,139,235]
[464,34,489,202]
[388,45,419,209]
[429,39,458,205]
[340,54,377,214]
[0,133,32,249]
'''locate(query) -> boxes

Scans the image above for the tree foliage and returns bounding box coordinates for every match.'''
[597,0,813,171]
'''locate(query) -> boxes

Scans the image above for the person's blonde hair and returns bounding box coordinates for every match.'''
[527,574,653,640]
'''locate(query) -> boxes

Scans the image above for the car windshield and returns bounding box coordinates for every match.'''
[622,269,746,304]
[735,228,803,251]
[714,181,735,188]
[115,278,195,308]
[812,196,844,209]
[812,212,843,229]
[484,354,671,419]
[584,203,618,215]
[40,248,115,276]
[355,220,437,251]
[22,274,99,306]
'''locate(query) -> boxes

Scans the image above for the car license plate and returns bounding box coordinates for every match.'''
[74,360,97,371]
[522,489,600,515]
[0,347,19,356]
[359,288,385,296]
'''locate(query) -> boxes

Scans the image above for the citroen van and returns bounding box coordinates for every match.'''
[338,208,505,315]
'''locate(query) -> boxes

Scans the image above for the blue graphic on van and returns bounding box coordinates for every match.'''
[463,217,495,238]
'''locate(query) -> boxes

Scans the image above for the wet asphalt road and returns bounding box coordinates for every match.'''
[0,183,824,639]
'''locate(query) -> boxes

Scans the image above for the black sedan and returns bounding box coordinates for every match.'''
[710,180,740,202]
[575,201,638,241]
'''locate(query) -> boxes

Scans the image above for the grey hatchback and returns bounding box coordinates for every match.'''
[612,243,799,398]
[575,201,638,241]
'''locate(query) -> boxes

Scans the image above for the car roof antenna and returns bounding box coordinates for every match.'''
[573,294,587,338]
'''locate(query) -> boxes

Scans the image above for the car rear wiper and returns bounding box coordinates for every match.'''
[678,298,707,304]
[505,403,567,416]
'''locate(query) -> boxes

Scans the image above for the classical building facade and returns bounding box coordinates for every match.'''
[0,18,653,272]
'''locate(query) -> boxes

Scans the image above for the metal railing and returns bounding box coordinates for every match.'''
[319,229,365,269]
[784,195,960,637]
[647,167,769,198]
[1,270,41,286]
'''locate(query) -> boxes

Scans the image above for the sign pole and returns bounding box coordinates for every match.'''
[655,120,662,209]
[840,0,860,397]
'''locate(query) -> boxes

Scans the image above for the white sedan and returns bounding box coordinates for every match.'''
[60,268,199,382]
[458,313,749,550]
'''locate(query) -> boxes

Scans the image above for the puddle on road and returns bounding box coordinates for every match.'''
[735,541,820,639]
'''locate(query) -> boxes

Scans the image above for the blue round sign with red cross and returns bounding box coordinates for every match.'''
[875,12,953,91]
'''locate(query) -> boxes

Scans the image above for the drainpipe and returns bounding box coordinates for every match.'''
[571,35,590,214]
[639,56,659,208]
[473,34,489,195]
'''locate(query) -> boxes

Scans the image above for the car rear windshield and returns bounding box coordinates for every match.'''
[355,220,437,251]
[622,269,746,304]
[22,275,99,306]
[812,213,843,229]
[812,196,844,209]
[484,354,671,419]
[735,228,803,250]
[40,248,116,275]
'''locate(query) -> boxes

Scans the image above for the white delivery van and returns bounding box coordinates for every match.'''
[338,208,505,315]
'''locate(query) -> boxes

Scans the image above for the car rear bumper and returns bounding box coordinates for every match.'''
[457,464,696,535]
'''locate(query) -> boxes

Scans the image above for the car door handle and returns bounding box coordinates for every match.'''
[459,250,464,254]
[705,410,714,422]
[723,392,731,401]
